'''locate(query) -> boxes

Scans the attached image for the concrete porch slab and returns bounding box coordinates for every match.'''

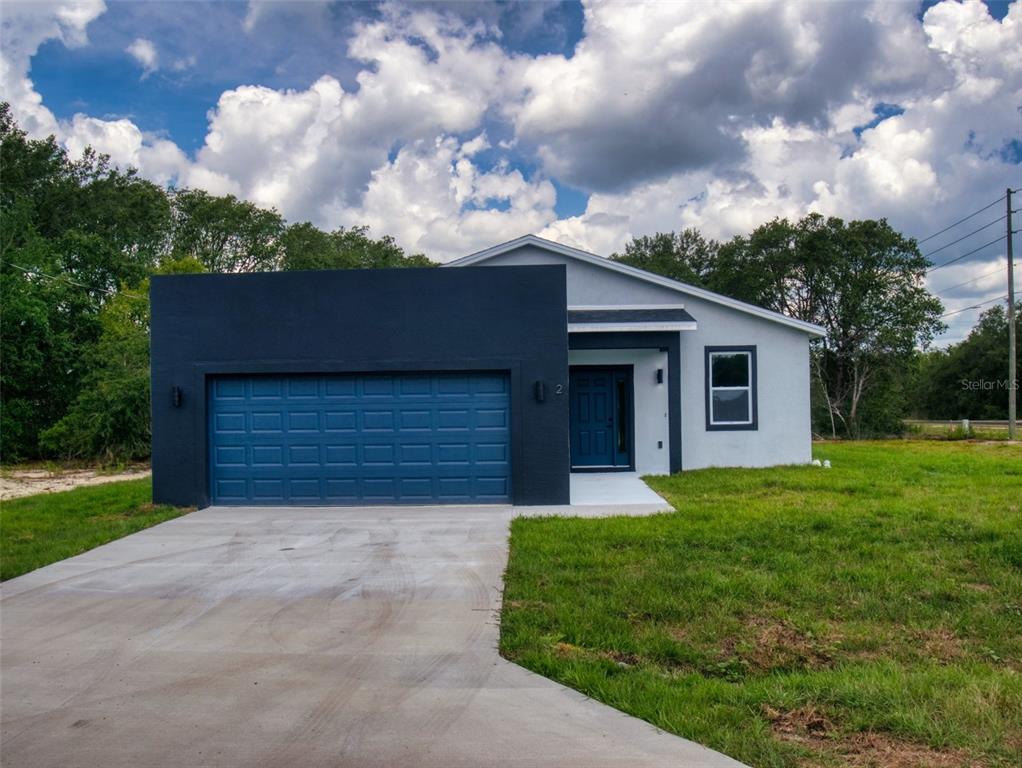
[568,471,673,510]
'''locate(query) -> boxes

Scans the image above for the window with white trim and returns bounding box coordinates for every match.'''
[705,347,757,430]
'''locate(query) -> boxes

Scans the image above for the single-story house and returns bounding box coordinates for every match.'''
[151,234,825,508]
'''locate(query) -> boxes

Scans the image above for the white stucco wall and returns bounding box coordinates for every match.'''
[476,245,814,470]
[568,348,670,474]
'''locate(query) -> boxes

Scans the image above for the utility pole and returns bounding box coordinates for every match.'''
[1008,187,1017,440]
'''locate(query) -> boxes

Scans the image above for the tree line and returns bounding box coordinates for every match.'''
[1,104,1015,463]
[0,105,431,462]
[613,226,1018,436]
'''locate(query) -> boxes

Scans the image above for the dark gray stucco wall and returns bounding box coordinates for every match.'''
[150,266,569,508]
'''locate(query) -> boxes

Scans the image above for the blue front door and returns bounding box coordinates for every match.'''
[569,367,632,469]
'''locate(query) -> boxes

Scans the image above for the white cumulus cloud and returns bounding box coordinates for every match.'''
[126,37,158,77]
[1,0,1019,342]
[0,0,106,136]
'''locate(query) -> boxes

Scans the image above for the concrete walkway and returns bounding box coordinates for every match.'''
[1,506,744,768]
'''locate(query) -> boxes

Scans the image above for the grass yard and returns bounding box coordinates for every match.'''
[501,442,1022,768]
[1,479,190,580]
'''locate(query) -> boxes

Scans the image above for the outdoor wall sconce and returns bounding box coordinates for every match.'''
[534,380,546,402]
[656,368,664,384]
[171,386,183,408]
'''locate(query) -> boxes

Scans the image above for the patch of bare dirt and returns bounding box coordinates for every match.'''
[602,650,639,666]
[831,733,986,768]
[762,706,986,768]
[0,466,151,501]
[911,627,968,664]
[553,641,583,657]
[737,618,838,672]
[762,704,835,741]
[665,624,689,643]
[963,582,993,593]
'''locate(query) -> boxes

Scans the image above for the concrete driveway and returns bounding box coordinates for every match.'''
[1,506,743,767]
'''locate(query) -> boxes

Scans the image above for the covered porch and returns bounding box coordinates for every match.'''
[567,306,696,476]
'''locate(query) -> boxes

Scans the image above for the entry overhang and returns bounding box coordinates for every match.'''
[567,306,697,333]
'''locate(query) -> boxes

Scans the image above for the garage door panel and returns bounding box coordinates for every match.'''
[473,374,509,394]
[253,479,285,500]
[213,379,246,399]
[362,410,395,431]
[476,442,508,463]
[251,378,284,399]
[252,445,284,466]
[476,476,510,498]
[251,411,284,432]
[325,410,357,431]
[475,409,508,429]
[324,377,357,397]
[288,379,319,398]
[214,478,248,501]
[400,444,432,465]
[209,372,510,505]
[325,444,357,465]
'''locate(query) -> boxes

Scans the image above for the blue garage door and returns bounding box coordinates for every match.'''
[209,372,511,505]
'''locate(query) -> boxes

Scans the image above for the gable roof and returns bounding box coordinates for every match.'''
[444,234,827,337]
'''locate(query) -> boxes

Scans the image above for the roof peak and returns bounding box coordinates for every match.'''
[444,235,826,337]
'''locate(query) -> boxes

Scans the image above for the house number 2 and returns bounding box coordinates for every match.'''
[554,384,565,395]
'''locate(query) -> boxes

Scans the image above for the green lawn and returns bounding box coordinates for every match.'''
[1,479,190,580]
[501,442,1022,768]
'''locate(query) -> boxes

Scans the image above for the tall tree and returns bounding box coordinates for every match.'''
[0,105,437,462]
[281,223,433,271]
[801,217,944,437]
[170,189,284,273]
[612,229,716,286]
[40,259,207,462]
[0,104,173,459]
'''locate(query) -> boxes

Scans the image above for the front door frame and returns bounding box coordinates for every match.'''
[568,331,682,474]
[569,364,635,472]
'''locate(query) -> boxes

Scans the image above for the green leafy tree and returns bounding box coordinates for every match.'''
[616,214,945,437]
[0,248,96,460]
[911,304,1020,420]
[281,223,433,270]
[612,229,717,286]
[0,105,434,462]
[1,104,171,459]
[800,217,944,437]
[40,258,207,462]
[170,189,284,272]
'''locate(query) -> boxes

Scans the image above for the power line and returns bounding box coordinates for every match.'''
[930,265,1010,297]
[4,263,147,300]
[927,234,1008,272]
[922,214,1005,259]
[916,195,1005,245]
[938,292,1017,319]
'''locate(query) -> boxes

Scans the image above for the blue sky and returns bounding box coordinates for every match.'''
[2,0,1020,343]
[27,1,590,215]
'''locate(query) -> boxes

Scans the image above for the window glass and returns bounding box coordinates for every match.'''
[711,353,749,387]
[616,379,627,453]
[707,349,755,428]
[712,389,750,423]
